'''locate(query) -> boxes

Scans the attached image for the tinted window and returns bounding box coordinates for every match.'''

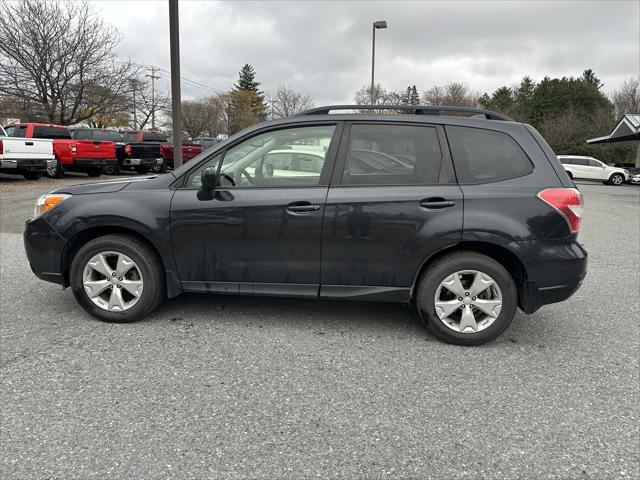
[109,131,124,142]
[186,125,335,188]
[124,132,138,143]
[142,132,167,142]
[587,159,602,167]
[33,126,71,139]
[559,157,573,165]
[342,124,442,185]
[72,129,91,140]
[573,158,589,166]
[446,126,533,183]
[4,125,27,137]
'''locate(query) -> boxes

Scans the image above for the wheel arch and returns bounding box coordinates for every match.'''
[61,225,181,298]
[410,241,529,310]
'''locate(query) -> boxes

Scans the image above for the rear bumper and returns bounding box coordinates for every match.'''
[0,158,49,172]
[122,157,163,167]
[23,216,66,285]
[72,158,117,168]
[517,240,588,314]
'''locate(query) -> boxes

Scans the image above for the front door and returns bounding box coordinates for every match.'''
[320,122,463,301]
[171,123,341,297]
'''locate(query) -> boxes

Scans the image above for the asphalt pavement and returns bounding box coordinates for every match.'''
[1,173,638,479]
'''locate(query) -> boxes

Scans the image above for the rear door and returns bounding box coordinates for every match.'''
[170,123,341,296]
[319,122,463,301]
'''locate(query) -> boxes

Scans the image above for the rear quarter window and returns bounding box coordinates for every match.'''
[446,126,533,183]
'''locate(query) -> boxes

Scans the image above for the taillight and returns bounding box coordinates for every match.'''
[125,144,132,156]
[69,143,77,154]
[537,188,583,233]
[0,139,3,155]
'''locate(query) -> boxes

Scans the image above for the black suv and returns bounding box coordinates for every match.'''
[24,105,587,345]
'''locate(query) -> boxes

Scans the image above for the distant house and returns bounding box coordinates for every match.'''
[587,114,640,167]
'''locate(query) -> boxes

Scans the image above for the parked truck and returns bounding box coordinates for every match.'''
[71,128,162,175]
[4,123,116,178]
[0,125,54,180]
[119,130,203,173]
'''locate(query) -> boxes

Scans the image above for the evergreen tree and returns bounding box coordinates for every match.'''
[581,68,603,89]
[233,64,268,121]
[409,85,420,105]
[402,86,412,104]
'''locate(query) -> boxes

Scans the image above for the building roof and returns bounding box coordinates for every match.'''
[587,114,640,144]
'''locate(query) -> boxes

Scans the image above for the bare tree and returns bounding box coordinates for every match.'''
[165,96,222,138]
[612,77,640,118]
[422,82,480,107]
[0,0,137,125]
[129,76,169,130]
[270,85,314,118]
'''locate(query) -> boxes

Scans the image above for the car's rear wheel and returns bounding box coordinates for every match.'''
[70,234,165,323]
[103,163,120,175]
[609,173,624,186]
[416,252,517,346]
[22,171,42,180]
[150,161,166,174]
[46,157,63,178]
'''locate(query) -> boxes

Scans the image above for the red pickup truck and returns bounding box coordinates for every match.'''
[5,123,116,178]
[121,130,203,173]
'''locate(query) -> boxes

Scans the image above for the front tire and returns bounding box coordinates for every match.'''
[103,163,120,175]
[69,234,166,323]
[609,173,624,186]
[150,160,166,174]
[415,252,517,346]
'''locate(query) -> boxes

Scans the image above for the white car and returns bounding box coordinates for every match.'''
[558,155,629,186]
[0,125,55,180]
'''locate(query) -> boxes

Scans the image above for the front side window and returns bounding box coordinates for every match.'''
[186,125,336,188]
[342,124,442,185]
[446,126,533,183]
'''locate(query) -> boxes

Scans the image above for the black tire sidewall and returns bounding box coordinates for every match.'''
[610,173,623,185]
[416,253,518,345]
[46,157,63,178]
[70,236,164,323]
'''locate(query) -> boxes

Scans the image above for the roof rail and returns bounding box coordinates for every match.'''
[297,105,513,121]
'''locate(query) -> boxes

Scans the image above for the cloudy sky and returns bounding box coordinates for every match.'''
[96,0,639,104]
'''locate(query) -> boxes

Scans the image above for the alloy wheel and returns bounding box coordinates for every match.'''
[434,270,502,333]
[82,251,144,312]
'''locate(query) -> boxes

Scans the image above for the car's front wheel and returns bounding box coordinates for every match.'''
[70,234,165,323]
[46,157,63,178]
[609,173,625,186]
[416,252,517,346]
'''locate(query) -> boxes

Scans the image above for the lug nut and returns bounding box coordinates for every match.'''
[117,284,121,288]
[118,277,123,281]
[472,296,476,301]
[111,272,116,276]
[465,292,469,296]
[458,297,463,301]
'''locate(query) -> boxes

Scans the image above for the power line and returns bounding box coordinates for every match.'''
[155,67,226,94]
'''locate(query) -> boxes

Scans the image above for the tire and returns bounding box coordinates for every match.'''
[87,168,102,177]
[103,163,120,175]
[150,160,166,174]
[415,251,518,346]
[46,157,63,178]
[22,171,42,180]
[608,173,624,186]
[134,166,149,175]
[69,234,166,323]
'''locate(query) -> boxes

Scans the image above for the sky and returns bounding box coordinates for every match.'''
[95,0,640,105]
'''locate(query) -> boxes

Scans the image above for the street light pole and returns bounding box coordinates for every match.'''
[169,0,183,168]
[371,20,387,104]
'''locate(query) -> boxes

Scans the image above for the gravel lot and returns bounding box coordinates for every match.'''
[1,173,639,479]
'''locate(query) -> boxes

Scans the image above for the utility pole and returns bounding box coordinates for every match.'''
[146,66,160,130]
[169,0,183,167]
[129,79,137,128]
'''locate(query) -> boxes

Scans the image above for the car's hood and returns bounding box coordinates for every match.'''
[51,175,161,195]
[608,166,628,174]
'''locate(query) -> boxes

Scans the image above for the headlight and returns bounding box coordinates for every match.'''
[34,194,70,217]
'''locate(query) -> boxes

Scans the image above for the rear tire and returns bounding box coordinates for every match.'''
[150,161,166,174]
[608,173,624,186]
[46,157,63,178]
[70,234,165,323]
[22,171,42,180]
[103,163,120,175]
[415,251,518,346]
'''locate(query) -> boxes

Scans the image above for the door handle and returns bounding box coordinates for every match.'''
[286,202,321,214]
[419,198,455,209]
[25,141,33,146]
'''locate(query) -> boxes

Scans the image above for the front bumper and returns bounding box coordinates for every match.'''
[24,216,66,285]
[517,240,588,314]
[0,158,49,172]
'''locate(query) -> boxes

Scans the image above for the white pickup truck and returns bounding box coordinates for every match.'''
[0,125,55,180]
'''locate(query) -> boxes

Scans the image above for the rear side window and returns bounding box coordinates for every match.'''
[72,129,91,140]
[342,124,442,185]
[142,132,168,142]
[33,126,71,139]
[4,125,27,137]
[559,157,573,165]
[446,126,533,183]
